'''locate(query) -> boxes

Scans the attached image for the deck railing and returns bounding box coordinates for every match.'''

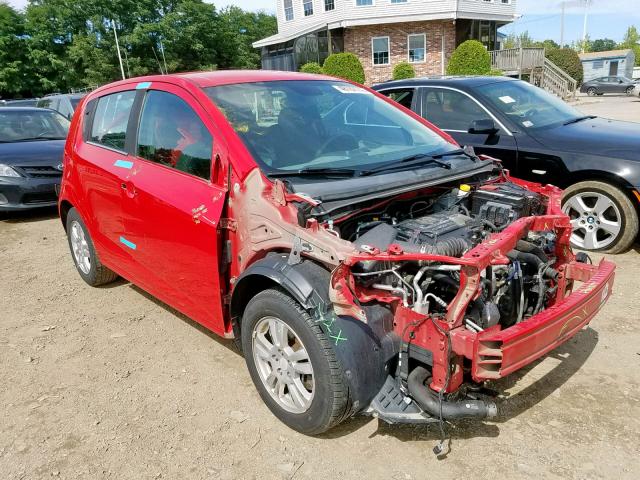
[490,47,545,72]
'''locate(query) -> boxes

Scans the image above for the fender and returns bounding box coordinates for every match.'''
[231,254,393,414]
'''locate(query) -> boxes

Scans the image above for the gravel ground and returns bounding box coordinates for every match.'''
[1,97,639,480]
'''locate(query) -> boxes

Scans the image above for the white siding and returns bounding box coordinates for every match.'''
[275,0,516,36]
[581,52,635,81]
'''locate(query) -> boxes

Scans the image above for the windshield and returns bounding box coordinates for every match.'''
[476,80,584,130]
[205,80,457,173]
[0,110,70,142]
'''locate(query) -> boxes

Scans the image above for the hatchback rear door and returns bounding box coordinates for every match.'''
[121,83,228,335]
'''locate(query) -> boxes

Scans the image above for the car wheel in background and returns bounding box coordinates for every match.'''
[586,87,597,96]
[562,181,639,254]
[241,288,353,435]
[625,86,634,95]
[65,207,118,286]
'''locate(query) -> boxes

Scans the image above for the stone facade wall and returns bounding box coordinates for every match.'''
[343,20,457,85]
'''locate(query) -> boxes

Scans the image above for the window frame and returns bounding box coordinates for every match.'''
[284,0,294,21]
[355,0,374,7]
[407,33,426,64]
[302,0,314,16]
[391,0,408,3]
[86,89,138,154]
[416,85,512,135]
[372,36,390,66]
[324,0,335,11]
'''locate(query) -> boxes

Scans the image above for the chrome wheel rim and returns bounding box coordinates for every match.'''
[252,316,314,414]
[70,220,91,274]
[563,192,622,250]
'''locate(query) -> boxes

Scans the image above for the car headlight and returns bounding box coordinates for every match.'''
[0,164,21,177]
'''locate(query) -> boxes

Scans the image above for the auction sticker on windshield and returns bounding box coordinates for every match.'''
[332,84,372,94]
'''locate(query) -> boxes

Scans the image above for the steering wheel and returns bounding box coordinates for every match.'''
[316,134,359,156]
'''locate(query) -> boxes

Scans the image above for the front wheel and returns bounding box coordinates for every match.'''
[241,289,353,434]
[587,87,597,96]
[562,181,639,254]
[626,86,635,95]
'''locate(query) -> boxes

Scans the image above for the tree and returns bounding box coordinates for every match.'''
[590,38,617,52]
[503,31,536,49]
[322,53,365,84]
[392,62,415,80]
[620,25,640,66]
[546,48,584,84]
[535,39,560,51]
[446,40,492,75]
[0,3,31,98]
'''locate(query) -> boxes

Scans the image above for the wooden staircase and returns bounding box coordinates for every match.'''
[490,47,577,99]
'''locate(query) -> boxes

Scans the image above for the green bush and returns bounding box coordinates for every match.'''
[446,40,492,75]
[545,48,584,85]
[392,62,415,80]
[322,53,365,84]
[300,62,324,74]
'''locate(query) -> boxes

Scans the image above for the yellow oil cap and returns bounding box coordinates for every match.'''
[459,184,471,192]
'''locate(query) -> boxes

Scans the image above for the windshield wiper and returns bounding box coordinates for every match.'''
[360,153,453,177]
[563,115,596,126]
[267,167,357,178]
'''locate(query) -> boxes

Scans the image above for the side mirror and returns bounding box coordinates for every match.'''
[468,118,499,135]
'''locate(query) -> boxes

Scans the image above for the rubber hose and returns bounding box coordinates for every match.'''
[407,366,498,420]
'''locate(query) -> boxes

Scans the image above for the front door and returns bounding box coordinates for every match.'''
[123,86,228,335]
[418,87,518,172]
[609,61,619,76]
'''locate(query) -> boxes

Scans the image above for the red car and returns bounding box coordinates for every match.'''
[59,71,615,436]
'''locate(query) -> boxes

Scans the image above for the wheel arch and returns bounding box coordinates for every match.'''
[561,170,640,215]
[59,199,74,231]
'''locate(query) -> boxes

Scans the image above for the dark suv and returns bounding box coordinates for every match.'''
[37,93,86,120]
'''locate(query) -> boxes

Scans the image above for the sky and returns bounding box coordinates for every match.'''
[5,0,640,44]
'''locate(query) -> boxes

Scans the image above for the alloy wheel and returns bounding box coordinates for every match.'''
[563,192,622,250]
[587,87,596,96]
[70,220,91,274]
[252,316,315,414]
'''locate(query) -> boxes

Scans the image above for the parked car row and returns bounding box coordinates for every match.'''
[54,71,616,437]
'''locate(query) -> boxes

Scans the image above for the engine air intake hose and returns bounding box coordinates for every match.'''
[400,237,470,257]
[407,366,498,420]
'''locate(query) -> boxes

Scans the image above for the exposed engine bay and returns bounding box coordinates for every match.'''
[331,181,559,331]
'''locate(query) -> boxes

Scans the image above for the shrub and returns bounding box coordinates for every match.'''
[300,62,323,74]
[322,53,366,84]
[392,62,415,80]
[545,48,584,85]
[446,40,492,75]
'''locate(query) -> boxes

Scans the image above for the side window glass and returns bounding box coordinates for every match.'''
[90,91,136,151]
[384,88,415,110]
[422,89,490,131]
[137,90,212,181]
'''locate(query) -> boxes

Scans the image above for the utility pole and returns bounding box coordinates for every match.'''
[582,0,591,53]
[159,38,168,75]
[560,1,565,47]
[112,20,126,80]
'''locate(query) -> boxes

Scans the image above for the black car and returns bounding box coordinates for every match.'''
[1,98,40,107]
[373,76,640,253]
[579,76,637,96]
[0,107,69,212]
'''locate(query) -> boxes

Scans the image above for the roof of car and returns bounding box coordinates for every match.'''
[0,107,54,112]
[89,70,345,97]
[372,75,519,90]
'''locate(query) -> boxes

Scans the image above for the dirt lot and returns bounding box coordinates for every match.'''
[2,97,640,480]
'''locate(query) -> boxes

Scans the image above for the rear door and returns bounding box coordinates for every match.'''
[417,86,518,172]
[73,88,137,267]
[122,85,228,334]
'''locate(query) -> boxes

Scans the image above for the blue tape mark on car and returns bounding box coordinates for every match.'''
[136,82,152,90]
[114,159,133,169]
[119,236,137,250]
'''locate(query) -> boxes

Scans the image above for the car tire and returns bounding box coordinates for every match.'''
[626,86,634,95]
[241,288,353,435]
[65,208,118,286]
[587,87,597,96]
[562,181,639,254]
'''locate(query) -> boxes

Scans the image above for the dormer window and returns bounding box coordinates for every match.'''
[303,0,314,16]
[284,0,294,21]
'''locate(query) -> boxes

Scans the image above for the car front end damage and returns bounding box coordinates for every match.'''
[324,177,615,424]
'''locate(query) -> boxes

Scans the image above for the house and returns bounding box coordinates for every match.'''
[253,0,519,84]
[579,49,635,82]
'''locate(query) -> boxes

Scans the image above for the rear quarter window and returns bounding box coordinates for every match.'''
[90,91,136,151]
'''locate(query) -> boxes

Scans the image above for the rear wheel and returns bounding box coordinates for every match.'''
[562,181,638,254]
[587,87,597,96]
[241,288,352,435]
[66,208,118,286]
[626,86,634,95]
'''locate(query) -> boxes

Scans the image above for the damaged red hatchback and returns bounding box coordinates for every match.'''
[59,71,615,435]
